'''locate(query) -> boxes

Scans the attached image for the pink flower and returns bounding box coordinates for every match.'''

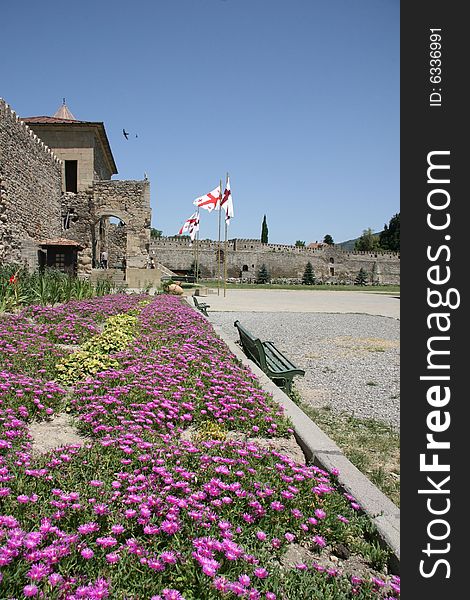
[78,522,100,535]
[285,532,295,543]
[256,531,267,541]
[89,479,103,487]
[160,520,180,535]
[201,558,220,577]
[28,563,49,581]
[313,535,326,548]
[162,589,184,600]
[23,585,38,597]
[96,536,117,548]
[106,552,120,564]
[81,547,94,559]
[160,551,177,564]
[314,508,326,519]
[254,567,269,579]
[49,573,63,586]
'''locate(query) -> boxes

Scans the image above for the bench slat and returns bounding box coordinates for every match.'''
[193,296,210,316]
[234,320,305,394]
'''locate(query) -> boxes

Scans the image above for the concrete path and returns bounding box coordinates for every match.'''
[196,289,400,319]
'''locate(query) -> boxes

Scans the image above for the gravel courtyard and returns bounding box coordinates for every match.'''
[209,310,400,430]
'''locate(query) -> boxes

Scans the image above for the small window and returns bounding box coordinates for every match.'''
[329,267,335,276]
[55,252,65,269]
[242,265,249,272]
[329,257,335,264]
[65,160,78,192]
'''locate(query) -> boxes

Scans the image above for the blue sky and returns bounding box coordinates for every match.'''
[1,0,399,245]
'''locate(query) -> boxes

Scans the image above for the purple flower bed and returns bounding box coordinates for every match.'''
[0,295,400,599]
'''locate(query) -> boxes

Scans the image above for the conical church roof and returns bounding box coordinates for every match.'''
[53,100,76,120]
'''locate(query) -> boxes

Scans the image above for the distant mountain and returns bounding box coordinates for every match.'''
[338,232,383,251]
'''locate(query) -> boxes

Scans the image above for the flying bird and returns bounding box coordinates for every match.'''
[123,129,129,140]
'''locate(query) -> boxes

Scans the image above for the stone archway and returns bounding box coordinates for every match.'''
[93,211,129,269]
[92,180,151,269]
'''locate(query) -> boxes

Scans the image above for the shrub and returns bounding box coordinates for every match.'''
[256,264,270,284]
[302,261,316,285]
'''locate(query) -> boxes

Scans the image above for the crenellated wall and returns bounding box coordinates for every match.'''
[151,237,400,284]
[0,98,63,267]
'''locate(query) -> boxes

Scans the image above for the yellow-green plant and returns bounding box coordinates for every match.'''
[55,312,138,385]
[55,351,120,385]
[194,420,228,442]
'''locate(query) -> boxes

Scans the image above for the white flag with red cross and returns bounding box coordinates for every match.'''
[178,211,199,238]
[221,176,234,224]
[193,185,221,213]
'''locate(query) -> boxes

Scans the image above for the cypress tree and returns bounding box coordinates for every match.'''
[261,215,269,244]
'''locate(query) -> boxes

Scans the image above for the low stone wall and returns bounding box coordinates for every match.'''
[126,267,161,289]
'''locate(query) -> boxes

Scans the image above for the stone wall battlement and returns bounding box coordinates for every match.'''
[153,236,399,259]
[0,98,62,166]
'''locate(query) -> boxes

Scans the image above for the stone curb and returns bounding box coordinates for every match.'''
[185,298,400,573]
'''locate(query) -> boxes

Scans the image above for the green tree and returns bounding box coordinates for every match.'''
[323,234,334,245]
[150,228,163,239]
[295,240,305,247]
[379,213,400,252]
[355,267,368,286]
[256,263,270,284]
[354,228,380,251]
[261,215,269,244]
[302,261,316,285]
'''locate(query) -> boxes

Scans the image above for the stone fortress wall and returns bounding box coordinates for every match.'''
[151,237,400,284]
[0,99,63,267]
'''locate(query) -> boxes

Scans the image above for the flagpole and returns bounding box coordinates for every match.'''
[196,229,199,284]
[224,172,229,298]
[195,215,200,285]
[217,179,222,296]
[224,222,228,298]
[193,220,197,279]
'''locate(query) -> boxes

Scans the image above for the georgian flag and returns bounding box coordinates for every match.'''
[178,211,199,241]
[193,185,221,213]
[221,176,234,224]
[188,211,200,242]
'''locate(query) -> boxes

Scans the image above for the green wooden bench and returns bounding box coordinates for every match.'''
[193,296,210,316]
[234,320,305,394]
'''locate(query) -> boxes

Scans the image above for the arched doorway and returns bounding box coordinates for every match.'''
[93,213,128,270]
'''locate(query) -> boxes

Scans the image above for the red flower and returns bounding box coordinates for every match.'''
[9,275,17,284]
